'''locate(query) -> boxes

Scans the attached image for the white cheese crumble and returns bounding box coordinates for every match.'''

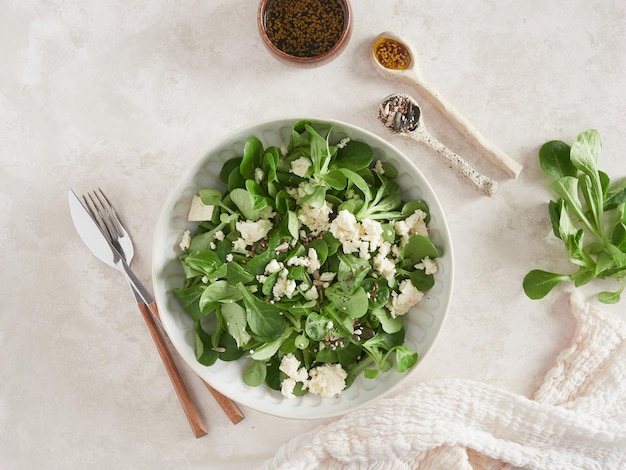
[373,252,396,281]
[373,159,385,175]
[273,275,297,300]
[187,195,214,221]
[302,284,319,300]
[254,167,265,184]
[404,209,429,237]
[336,137,351,149]
[234,219,272,247]
[330,210,359,243]
[179,230,191,251]
[307,363,347,398]
[298,202,333,233]
[388,279,424,317]
[415,256,438,275]
[290,156,312,177]
[265,259,283,274]
[286,248,321,273]
[360,218,384,251]
[280,378,297,399]
[279,353,309,398]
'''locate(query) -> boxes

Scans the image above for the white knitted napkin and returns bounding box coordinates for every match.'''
[263,292,626,470]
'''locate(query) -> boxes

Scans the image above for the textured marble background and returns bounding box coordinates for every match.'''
[1,0,625,468]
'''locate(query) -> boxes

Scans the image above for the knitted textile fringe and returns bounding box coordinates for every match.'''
[263,292,626,470]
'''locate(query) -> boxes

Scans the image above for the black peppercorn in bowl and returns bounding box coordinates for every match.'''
[258,0,353,66]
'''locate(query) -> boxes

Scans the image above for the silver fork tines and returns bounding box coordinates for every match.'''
[83,189,134,261]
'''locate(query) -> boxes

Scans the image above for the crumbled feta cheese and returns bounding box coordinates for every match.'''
[179,230,191,251]
[290,156,312,177]
[298,202,332,233]
[214,230,225,241]
[232,238,247,251]
[329,213,368,255]
[415,256,438,275]
[374,159,385,175]
[279,353,302,378]
[307,363,347,398]
[373,253,396,281]
[319,272,336,282]
[405,209,429,237]
[336,137,351,149]
[279,354,309,398]
[254,167,265,184]
[225,253,234,262]
[307,248,321,272]
[286,248,321,274]
[265,259,283,274]
[303,285,319,300]
[393,220,410,237]
[273,276,297,300]
[330,210,359,243]
[235,219,272,246]
[285,182,309,203]
[187,195,215,221]
[210,242,216,250]
[287,256,307,268]
[377,241,392,258]
[280,377,296,399]
[360,218,384,251]
[389,279,424,317]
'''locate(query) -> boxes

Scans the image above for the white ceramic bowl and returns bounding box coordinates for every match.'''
[152,118,454,419]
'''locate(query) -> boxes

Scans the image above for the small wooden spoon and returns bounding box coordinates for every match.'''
[372,32,522,179]
[379,93,498,197]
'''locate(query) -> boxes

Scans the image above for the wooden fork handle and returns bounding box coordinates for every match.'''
[147,301,245,425]
[137,302,208,438]
[202,380,245,424]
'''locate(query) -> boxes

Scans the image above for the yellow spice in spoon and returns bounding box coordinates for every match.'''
[373,37,412,70]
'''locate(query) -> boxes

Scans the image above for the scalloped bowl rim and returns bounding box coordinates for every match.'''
[152,117,454,419]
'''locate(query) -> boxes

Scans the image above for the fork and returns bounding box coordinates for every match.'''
[84,190,244,426]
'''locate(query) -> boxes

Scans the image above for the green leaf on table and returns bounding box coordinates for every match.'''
[570,129,601,179]
[522,269,570,299]
[539,140,575,178]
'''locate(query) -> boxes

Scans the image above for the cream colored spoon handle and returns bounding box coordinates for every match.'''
[409,127,498,197]
[406,72,522,179]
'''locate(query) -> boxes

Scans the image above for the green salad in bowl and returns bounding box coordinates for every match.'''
[153,119,453,418]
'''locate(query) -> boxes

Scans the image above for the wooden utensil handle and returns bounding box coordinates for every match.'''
[137,302,208,438]
[410,74,523,179]
[202,380,245,424]
[147,301,245,425]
